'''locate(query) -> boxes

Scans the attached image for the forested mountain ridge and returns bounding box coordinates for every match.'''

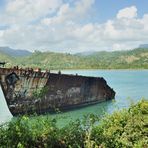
[0,48,148,69]
[0,46,32,57]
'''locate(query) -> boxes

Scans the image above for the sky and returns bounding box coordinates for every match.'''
[0,0,148,53]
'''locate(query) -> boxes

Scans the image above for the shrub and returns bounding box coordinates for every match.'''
[0,116,60,148]
[91,100,148,148]
[0,99,147,148]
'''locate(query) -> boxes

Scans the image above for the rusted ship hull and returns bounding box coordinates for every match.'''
[0,67,115,116]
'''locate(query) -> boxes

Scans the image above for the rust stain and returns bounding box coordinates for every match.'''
[0,67,115,115]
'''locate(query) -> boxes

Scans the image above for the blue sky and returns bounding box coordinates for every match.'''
[93,0,148,22]
[0,0,148,53]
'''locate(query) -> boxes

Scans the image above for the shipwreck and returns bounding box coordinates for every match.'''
[0,65,115,116]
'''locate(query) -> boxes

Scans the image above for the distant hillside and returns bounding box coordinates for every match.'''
[0,47,32,57]
[0,51,16,67]
[16,51,81,69]
[83,48,148,69]
[0,48,148,69]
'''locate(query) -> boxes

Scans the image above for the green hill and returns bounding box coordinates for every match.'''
[1,48,148,69]
[83,48,148,69]
[0,52,16,67]
[16,51,82,69]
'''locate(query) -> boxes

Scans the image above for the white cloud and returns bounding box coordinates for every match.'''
[41,0,95,26]
[74,0,95,15]
[117,6,137,19]
[1,0,63,25]
[0,2,148,53]
[112,43,135,51]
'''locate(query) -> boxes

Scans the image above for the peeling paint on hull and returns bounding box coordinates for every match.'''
[0,67,115,116]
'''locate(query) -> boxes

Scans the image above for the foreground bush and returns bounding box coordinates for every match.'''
[0,100,147,148]
[91,100,148,147]
[0,116,61,147]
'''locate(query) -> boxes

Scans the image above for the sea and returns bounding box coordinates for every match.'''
[0,70,148,125]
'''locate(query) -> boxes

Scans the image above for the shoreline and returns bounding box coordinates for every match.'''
[5,66,148,71]
[51,68,148,71]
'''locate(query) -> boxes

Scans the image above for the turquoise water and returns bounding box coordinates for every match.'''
[0,70,148,125]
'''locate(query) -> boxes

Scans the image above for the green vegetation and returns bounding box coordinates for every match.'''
[32,86,49,99]
[0,100,147,148]
[0,48,148,69]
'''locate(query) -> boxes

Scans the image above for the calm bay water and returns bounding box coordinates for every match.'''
[0,70,148,125]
